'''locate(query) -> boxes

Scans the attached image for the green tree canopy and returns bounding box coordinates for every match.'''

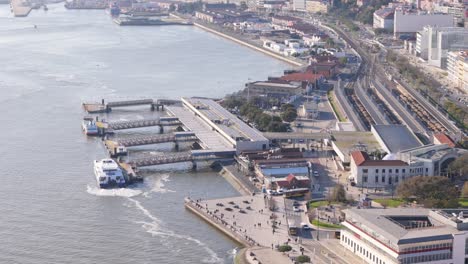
[449,153,468,180]
[396,176,459,208]
[328,184,347,203]
[281,109,297,122]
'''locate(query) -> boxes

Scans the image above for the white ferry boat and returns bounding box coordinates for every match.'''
[94,159,126,188]
[82,117,99,136]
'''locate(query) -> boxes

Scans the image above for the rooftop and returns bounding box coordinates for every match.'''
[350,151,408,167]
[372,124,422,153]
[433,133,456,148]
[343,208,465,248]
[375,8,395,19]
[280,72,323,82]
[182,97,268,143]
[249,81,302,89]
[332,131,383,163]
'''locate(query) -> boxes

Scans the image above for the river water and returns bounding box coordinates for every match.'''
[0,4,288,264]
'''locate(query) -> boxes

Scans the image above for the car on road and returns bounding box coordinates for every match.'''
[293,206,301,212]
[292,201,300,206]
[301,223,312,230]
[313,171,319,177]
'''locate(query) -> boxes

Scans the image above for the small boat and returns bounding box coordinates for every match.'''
[94,159,126,188]
[82,117,99,136]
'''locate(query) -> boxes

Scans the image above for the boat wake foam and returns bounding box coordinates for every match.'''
[86,185,142,197]
[142,174,175,198]
[127,197,222,264]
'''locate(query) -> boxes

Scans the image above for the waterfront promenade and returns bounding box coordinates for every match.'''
[185,194,355,263]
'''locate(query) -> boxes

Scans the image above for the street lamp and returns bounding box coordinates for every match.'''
[316,208,320,241]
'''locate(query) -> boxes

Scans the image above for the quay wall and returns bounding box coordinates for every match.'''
[219,167,252,196]
[169,13,303,67]
[184,199,250,247]
[192,22,303,67]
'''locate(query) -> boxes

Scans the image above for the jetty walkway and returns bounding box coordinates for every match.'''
[83,98,180,113]
[96,117,181,135]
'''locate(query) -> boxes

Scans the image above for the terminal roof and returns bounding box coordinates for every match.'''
[372,124,422,153]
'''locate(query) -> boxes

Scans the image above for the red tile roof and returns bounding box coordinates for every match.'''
[360,160,408,166]
[351,151,407,167]
[286,174,296,182]
[351,151,369,166]
[434,133,456,148]
[280,72,323,82]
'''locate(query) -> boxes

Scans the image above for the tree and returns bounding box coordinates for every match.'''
[296,255,311,263]
[449,153,468,180]
[281,109,297,122]
[221,95,244,109]
[397,176,459,208]
[328,184,347,203]
[281,104,295,112]
[461,182,468,198]
[326,38,335,48]
[278,244,292,252]
[255,113,272,131]
[280,104,297,122]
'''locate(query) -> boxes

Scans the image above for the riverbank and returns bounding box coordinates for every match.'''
[170,13,304,67]
[184,197,253,247]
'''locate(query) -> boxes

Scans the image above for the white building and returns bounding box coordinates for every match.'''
[416,27,430,59]
[303,34,325,47]
[300,101,319,119]
[341,208,468,264]
[292,0,305,11]
[350,150,410,188]
[350,144,467,187]
[394,10,454,35]
[416,26,468,68]
[398,144,467,177]
[373,8,395,30]
[447,50,468,92]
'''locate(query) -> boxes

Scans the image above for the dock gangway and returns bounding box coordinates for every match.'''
[111,132,197,147]
[106,99,154,108]
[127,149,236,167]
[98,117,181,131]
